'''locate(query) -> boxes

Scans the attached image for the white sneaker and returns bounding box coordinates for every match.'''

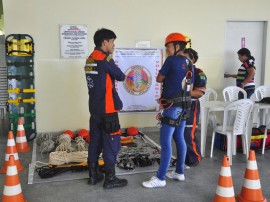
[142,176,166,188]
[184,164,190,169]
[166,170,185,181]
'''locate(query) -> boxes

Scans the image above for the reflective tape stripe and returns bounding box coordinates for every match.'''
[85,71,98,74]
[5,153,19,161]
[16,136,27,143]
[7,139,16,146]
[85,63,97,66]
[6,166,18,176]
[220,167,232,177]
[216,186,234,197]
[17,125,24,130]
[3,184,22,196]
[243,179,261,189]
[246,160,257,170]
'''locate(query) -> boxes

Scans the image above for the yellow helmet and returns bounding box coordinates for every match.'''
[184,35,192,49]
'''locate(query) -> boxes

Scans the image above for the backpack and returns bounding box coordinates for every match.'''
[214,125,270,152]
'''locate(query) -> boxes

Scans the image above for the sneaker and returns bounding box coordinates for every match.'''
[142,176,166,188]
[184,164,190,169]
[166,170,185,181]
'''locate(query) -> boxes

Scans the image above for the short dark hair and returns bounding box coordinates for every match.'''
[184,48,199,63]
[93,28,117,47]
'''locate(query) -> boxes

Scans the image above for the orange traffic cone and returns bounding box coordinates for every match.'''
[0,131,24,173]
[236,150,267,202]
[213,155,236,202]
[1,155,27,202]
[16,118,31,152]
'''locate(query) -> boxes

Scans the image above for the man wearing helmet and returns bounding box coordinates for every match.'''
[142,33,194,188]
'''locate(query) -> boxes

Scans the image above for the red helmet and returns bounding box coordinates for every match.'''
[165,33,186,46]
[127,127,139,136]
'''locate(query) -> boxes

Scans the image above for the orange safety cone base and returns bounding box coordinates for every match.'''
[16,144,31,153]
[1,194,28,202]
[214,194,236,202]
[236,194,267,202]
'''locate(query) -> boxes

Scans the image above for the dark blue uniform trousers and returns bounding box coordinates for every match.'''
[88,117,121,167]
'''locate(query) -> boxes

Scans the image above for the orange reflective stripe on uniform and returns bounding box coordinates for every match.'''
[191,100,201,161]
[105,74,118,114]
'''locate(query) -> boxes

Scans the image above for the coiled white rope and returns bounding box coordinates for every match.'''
[55,134,74,152]
[48,151,88,165]
[36,133,55,157]
[75,136,86,151]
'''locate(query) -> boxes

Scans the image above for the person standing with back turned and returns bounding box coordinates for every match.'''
[224,48,256,98]
[84,28,127,189]
[183,48,207,167]
[142,33,194,188]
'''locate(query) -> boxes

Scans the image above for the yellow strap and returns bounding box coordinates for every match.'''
[23,98,36,103]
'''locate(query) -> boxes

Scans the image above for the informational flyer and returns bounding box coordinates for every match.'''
[113,48,163,112]
[60,24,88,59]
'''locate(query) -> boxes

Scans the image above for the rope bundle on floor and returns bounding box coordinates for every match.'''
[48,151,88,165]
[55,134,74,153]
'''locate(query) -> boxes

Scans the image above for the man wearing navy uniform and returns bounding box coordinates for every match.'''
[183,48,207,167]
[84,28,127,189]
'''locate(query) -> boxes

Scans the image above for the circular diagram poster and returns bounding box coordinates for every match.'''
[113,48,163,112]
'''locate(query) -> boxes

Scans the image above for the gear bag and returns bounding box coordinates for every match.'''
[102,112,120,134]
[214,125,270,151]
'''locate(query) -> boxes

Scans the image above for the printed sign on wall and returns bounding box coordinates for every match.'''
[113,48,163,112]
[60,24,88,59]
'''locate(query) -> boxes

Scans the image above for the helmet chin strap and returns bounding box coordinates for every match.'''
[173,43,181,55]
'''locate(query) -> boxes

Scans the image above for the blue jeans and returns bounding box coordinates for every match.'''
[156,107,187,180]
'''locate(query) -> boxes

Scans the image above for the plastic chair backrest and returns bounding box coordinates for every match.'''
[222,99,254,135]
[255,85,270,100]
[199,88,218,102]
[223,86,247,101]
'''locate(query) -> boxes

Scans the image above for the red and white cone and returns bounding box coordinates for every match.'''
[16,118,31,153]
[0,131,24,173]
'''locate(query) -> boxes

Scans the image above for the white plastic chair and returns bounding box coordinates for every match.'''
[255,85,270,128]
[262,112,270,154]
[210,99,254,165]
[223,86,247,101]
[199,88,218,128]
[255,85,270,100]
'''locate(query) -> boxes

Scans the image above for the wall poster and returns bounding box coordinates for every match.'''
[60,24,88,59]
[113,48,163,112]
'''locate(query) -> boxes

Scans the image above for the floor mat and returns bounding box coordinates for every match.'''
[28,132,173,184]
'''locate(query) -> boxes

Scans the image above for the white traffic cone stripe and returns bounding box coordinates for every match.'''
[216,185,235,197]
[220,167,232,177]
[5,153,19,161]
[16,136,27,143]
[6,165,18,176]
[7,139,16,146]
[3,184,22,196]
[17,125,24,130]
[243,179,261,189]
[246,160,257,170]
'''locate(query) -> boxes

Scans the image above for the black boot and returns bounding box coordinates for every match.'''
[103,166,128,189]
[88,162,104,185]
